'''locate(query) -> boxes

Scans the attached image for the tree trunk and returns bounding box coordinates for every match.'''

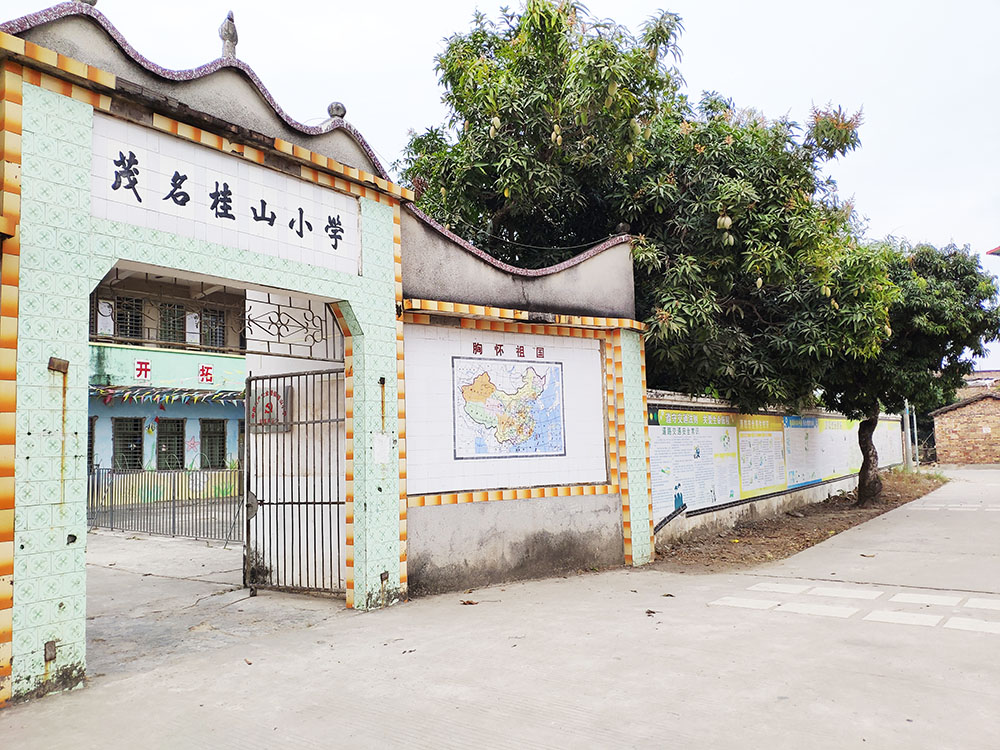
[855,412,883,507]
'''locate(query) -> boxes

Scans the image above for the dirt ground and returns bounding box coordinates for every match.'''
[653,469,947,573]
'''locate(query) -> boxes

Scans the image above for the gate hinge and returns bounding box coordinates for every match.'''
[246,490,259,519]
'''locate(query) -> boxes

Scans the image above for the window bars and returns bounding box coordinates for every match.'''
[156,418,185,470]
[90,282,343,362]
[200,419,227,469]
[158,302,187,344]
[115,296,143,340]
[112,417,144,471]
[200,308,227,349]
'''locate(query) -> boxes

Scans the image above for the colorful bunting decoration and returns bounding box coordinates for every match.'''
[89,385,245,407]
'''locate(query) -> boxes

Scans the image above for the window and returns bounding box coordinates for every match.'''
[115,297,144,340]
[112,418,144,471]
[156,419,185,470]
[201,308,227,349]
[159,302,186,344]
[201,420,227,469]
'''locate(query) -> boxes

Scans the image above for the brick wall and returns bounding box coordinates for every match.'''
[933,397,1000,464]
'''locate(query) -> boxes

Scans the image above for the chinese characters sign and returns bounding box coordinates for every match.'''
[92,114,360,275]
[470,341,545,359]
[648,410,739,516]
[402,325,608,495]
[129,358,234,388]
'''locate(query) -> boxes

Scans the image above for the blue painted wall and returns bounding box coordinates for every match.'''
[90,397,243,470]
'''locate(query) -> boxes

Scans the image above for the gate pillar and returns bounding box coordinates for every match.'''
[613,329,655,566]
[332,299,404,610]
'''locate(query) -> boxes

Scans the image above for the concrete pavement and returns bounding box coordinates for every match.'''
[84,532,345,678]
[1,469,998,748]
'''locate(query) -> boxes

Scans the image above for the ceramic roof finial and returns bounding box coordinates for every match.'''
[219,11,238,59]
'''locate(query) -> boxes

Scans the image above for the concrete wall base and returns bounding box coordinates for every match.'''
[407,493,624,596]
[655,476,860,545]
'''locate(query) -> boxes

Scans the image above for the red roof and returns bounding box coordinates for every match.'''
[989,246,1000,256]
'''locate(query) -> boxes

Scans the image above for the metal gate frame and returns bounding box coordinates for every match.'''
[243,368,345,594]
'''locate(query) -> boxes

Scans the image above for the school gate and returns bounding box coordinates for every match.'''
[0,4,653,704]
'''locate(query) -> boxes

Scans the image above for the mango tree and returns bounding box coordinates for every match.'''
[821,242,1000,504]
[823,243,1000,505]
[398,0,894,414]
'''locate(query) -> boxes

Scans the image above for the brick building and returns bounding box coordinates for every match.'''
[930,392,1000,464]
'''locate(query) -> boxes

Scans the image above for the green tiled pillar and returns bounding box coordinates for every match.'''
[621,329,653,564]
[340,199,403,610]
[13,83,93,697]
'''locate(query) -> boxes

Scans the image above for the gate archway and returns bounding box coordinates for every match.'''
[83,263,350,594]
[0,32,410,701]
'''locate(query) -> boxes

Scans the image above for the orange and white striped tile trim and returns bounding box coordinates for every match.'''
[639,338,655,552]
[409,484,614,508]
[392,204,408,592]
[403,298,645,332]
[19,65,110,112]
[0,59,22,708]
[0,30,113,103]
[329,303,357,609]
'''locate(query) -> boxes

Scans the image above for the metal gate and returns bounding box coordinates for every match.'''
[244,368,345,593]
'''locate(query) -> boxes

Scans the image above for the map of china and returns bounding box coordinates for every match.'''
[460,368,546,444]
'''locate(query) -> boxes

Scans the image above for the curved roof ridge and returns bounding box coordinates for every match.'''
[404,204,631,279]
[0,2,390,178]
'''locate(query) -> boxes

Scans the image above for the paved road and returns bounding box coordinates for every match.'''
[2,470,998,748]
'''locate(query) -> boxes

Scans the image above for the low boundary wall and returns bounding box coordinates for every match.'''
[647,391,904,542]
[655,475,861,542]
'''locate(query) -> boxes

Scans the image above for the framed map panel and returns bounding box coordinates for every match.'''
[452,357,566,459]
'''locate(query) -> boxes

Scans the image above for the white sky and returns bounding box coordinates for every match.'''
[6,0,1000,368]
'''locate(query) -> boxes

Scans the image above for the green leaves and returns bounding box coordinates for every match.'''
[806,105,863,160]
[822,241,1000,419]
[397,0,900,414]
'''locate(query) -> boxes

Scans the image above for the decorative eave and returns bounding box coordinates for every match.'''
[403,297,644,331]
[929,391,1000,418]
[405,204,632,279]
[0,3,414,201]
